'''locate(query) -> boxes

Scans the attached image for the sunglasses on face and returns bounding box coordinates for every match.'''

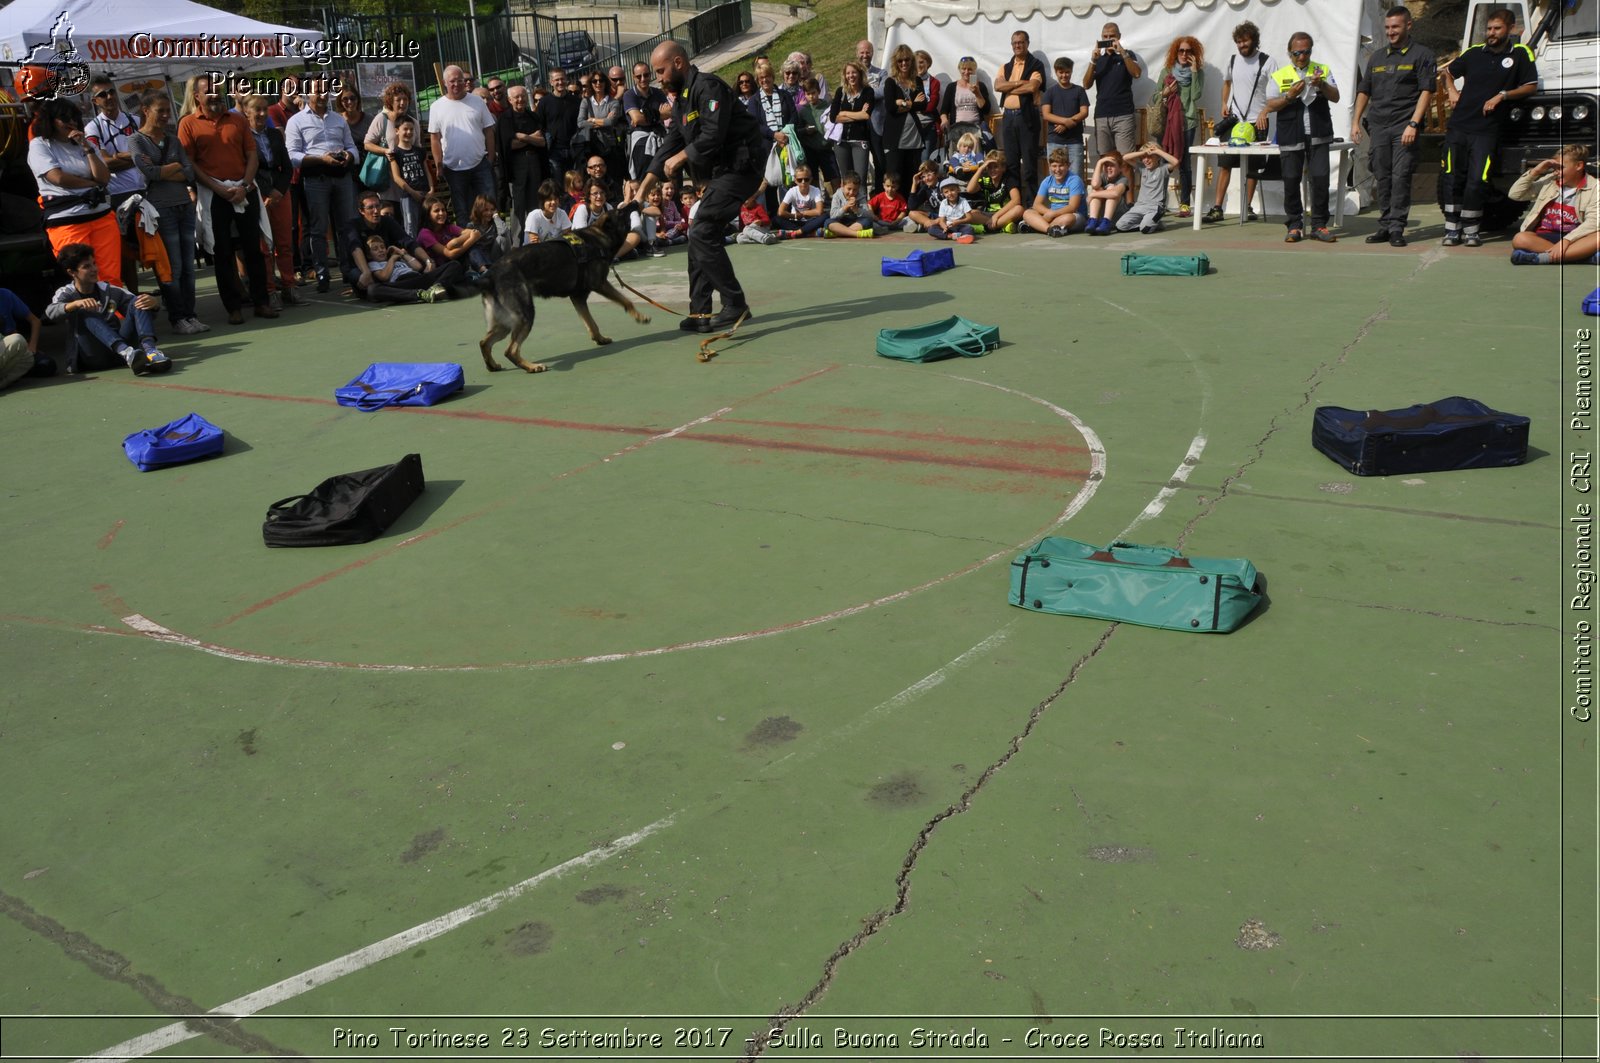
[93,89,114,99]
[1291,49,1311,56]
[1177,48,1193,54]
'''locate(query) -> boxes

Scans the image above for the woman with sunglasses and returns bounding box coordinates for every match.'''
[576,65,625,184]
[734,71,758,109]
[829,62,875,193]
[1155,36,1205,216]
[29,98,123,287]
[937,56,992,146]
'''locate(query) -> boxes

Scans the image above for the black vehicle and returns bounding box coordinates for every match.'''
[544,30,599,76]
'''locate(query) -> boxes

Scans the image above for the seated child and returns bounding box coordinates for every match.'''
[870,173,910,232]
[736,190,781,244]
[905,161,942,232]
[45,242,170,374]
[562,169,586,214]
[775,166,827,239]
[1084,151,1130,235]
[927,177,978,243]
[1115,142,1178,233]
[1022,147,1087,235]
[826,171,883,238]
[525,179,572,244]
[362,233,449,304]
[965,149,1024,232]
[460,195,503,271]
[945,131,983,181]
[657,183,689,245]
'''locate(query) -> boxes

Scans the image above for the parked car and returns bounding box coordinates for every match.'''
[543,30,599,76]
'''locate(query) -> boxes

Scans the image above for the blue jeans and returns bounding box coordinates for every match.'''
[301,173,356,281]
[154,199,197,324]
[74,305,156,370]
[443,158,496,218]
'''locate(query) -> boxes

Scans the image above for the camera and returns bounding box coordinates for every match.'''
[1098,39,1114,49]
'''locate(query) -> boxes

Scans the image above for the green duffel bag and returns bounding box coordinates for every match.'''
[875,315,1000,362]
[1120,253,1210,276]
[1009,537,1262,633]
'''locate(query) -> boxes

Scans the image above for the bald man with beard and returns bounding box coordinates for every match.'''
[633,41,767,334]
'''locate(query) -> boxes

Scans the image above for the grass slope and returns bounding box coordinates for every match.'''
[714,0,868,86]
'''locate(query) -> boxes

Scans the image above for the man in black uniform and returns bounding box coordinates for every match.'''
[1351,6,1436,247]
[1438,6,1537,246]
[635,40,767,333]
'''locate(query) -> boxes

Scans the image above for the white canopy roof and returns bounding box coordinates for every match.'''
[0,0,323,71]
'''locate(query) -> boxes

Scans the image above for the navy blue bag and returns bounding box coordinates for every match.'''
[881,248,955,277]
[335,363,464,411]
[123,413,225,471]
[1312,397,1529,476]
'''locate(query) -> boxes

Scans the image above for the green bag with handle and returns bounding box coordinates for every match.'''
[1120,253,1210,276]
[875,315,1000,363]
[1009,537,1263,633]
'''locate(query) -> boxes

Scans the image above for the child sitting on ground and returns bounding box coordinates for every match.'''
[826,171,883,238]
[775,166,827,238]
[905,161,942,232]
[525,180,572,244]
[1022,147,1086,236]
[461,195,503,271]
[871,172,910,232]
[927,177,978,243]
[46,242,170,374]
[562,169,586,214]
[736,190,780,244]
[965,150,1025,233]
[1084,151,1130,235]
[945,131,983,181]
[657,183,689,245]
[1115,142,1179,234]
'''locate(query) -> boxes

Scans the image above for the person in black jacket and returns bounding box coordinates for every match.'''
[539,70,580,181]
[634,41,767,333]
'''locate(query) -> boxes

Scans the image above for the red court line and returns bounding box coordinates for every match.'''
[676,431,1088,479]
[717,418,1090,456]
[96,520,125,550]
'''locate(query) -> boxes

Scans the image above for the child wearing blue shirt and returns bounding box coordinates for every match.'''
[1023,148,1087,235]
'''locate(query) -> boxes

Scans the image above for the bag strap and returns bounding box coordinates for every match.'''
[354,385,417,410]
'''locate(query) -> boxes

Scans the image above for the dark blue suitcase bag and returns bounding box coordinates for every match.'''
[1312,397,1529,476]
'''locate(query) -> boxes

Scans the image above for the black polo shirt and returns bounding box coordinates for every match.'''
[1089,50,1141,118]
[1358,41,1438,130]
[1445,41,1537,136]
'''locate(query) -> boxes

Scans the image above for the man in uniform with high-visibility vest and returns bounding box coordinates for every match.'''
[1437,6,1538,247]
[1263,32,1341,243]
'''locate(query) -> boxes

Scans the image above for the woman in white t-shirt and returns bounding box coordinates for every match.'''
[525,180,573,244]
[28,98,123,287]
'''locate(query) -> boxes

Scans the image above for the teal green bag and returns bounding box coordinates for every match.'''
[1120,253,1210,276]
[1009,537,1262,633]
[875,316,1000,362]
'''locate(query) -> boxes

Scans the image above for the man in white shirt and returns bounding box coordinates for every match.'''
[429,65,498,217]
[84,74,145,292]
[1203,21,1273,222]
[285,77,359,291]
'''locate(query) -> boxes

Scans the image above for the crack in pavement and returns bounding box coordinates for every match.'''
[1307,595,1558,631]
[739,625,1120,1061]
[0,888,305,1059]
[1177,298,1392,549]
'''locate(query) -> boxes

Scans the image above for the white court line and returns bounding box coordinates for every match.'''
[1120,433,1207,539]
[555,406,735,480]
[79,816,676,1062]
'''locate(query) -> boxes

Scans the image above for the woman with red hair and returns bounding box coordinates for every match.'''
[1154,35,1205,216]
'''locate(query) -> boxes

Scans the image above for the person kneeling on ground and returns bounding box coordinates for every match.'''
[46,242,170,374]
[1508,145,1600,265]
[1023,147,1086,235]
[1116,141,1180,233]
[928,176,978,242]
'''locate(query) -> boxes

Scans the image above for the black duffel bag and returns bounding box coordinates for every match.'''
[262,453,425,547]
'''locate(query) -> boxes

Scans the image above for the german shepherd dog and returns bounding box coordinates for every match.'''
[478,204,651,373]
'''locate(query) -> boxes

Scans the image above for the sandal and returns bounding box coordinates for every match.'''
[1285,229,1303,243]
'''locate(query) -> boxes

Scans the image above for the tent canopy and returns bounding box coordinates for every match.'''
[884,0,1383,140]
[0,0,323,72]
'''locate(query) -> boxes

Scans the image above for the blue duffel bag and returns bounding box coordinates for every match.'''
[123,412,225,471]
[335,362,464,411]
[881,247,955,277]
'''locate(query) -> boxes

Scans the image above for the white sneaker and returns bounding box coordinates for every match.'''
[186,317,211,333]
[173,319,202,335]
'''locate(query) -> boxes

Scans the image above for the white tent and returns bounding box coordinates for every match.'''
[883,0,1394,216]
[0,0,323,74]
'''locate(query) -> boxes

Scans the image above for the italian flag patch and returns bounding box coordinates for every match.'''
[709,100,719,112]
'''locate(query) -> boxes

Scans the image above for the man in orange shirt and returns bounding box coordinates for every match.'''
[178,72,276,324]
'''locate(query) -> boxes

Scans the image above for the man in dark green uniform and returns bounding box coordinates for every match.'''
[1351,5,1436,246]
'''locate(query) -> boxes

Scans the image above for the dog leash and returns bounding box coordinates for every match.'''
[609,265,749,362]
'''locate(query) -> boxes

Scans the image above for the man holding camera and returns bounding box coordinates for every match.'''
[1082,22,1141,158]
[285,78,359,293]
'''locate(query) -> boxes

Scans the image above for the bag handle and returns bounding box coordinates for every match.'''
[950,323,993,357]
[352,383,422,410]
